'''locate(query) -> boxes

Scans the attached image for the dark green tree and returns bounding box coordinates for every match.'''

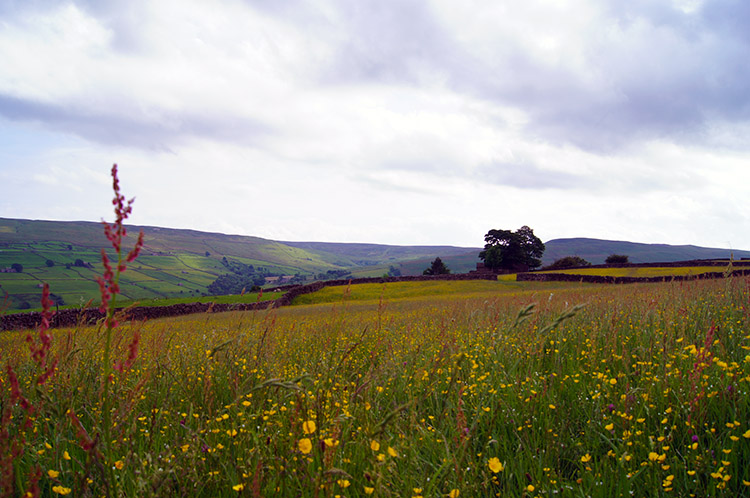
[479,226,545,271]
[11,263,23,273]
[605,254,629,264]
[423,257,450,275]
[46,259,55,267]
[544,256,591,270]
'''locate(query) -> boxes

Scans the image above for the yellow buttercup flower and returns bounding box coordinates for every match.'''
[488,457,504,473]
[47,470,60,478]
[370,440,380,451]
[298,438,313,454]
[303,420,316,434]
[51,486,71,495]
[581,453,592,463]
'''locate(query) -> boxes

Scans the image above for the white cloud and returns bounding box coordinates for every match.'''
[0,0,749,249]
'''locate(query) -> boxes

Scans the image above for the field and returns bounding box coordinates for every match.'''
[536,266,728,278]
[2,276,749,497]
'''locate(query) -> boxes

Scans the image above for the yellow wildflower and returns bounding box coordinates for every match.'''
[488,457,504,473]
[303,420,316,434]
[298,438,313,454]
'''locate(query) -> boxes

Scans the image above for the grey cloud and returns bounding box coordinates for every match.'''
[0,94,271,150]
[466,1,750,152]
[476,160,585,190]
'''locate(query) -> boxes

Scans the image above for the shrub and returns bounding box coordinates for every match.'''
[544,256,592,270]
[605,254,629,264]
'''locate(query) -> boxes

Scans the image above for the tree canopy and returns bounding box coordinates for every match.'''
[479,226,545,271]
[605,254,629,264]
[544,256,591,270]
[423,257,450,275]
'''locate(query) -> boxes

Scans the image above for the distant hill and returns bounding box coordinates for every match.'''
[543,238,750,265]
[3,217,747,311]
[0,218,479,310]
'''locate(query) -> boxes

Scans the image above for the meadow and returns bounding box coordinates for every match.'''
[2,168,749,497]
[2,275,749,497]
[536,266,729,278]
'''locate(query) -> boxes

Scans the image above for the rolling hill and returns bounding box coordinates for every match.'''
[542,238,750,265]
[2,217,747,312]
[0,218,479,310]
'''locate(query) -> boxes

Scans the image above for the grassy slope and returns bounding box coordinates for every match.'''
[0,218,479,309]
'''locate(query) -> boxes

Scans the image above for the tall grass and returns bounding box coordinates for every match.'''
[1,166,749,497]
[2,275,749,496]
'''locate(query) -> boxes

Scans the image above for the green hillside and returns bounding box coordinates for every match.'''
[4,217,748,312]
[0,218,479,310]
[542,237,750,265]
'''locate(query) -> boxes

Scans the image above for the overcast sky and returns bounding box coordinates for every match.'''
[1,0,749,248]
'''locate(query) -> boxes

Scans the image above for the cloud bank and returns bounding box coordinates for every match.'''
[1,0,749,248]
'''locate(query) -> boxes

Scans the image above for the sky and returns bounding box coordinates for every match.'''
[1,0,749,249]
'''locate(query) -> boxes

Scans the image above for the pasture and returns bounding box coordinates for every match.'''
[2,276,749,497]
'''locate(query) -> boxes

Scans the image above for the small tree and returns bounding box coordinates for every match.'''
[423,257,450,275]
[544,256,592,270]
[605,254,629,264]
[46,259,55,267]
[11,263,23,273]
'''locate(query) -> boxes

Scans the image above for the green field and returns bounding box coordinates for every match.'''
[291,279,594,305]
[2,275,749,497]
[537,266,726,278]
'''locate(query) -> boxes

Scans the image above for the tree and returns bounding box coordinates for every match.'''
[544,256,591,270]
[11,263,23,273]
[423,257,450,275]
[46,259,55,267]
[479,226,545,271]
[605,254,629,264]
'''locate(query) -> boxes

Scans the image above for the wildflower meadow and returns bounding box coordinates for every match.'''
[1,168,749,497]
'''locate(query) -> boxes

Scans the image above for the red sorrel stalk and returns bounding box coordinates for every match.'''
[97,164,144,494]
